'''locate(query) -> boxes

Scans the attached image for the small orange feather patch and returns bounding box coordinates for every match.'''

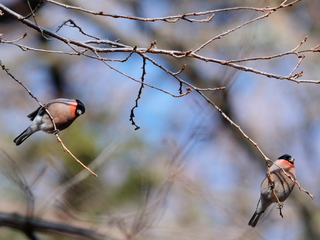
[276,159,294,167]
[69,100,78,118]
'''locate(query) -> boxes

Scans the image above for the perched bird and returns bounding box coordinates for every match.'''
[14,98,85,146]
[248,154,296,227]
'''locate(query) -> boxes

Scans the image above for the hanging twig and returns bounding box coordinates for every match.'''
[129,57,147,130]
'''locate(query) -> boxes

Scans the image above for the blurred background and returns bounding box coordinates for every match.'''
[1,0,320,239]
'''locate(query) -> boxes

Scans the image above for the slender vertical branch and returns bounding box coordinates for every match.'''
[129,57,147,130]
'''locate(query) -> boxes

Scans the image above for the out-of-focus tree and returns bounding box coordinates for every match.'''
[0,0,320,239]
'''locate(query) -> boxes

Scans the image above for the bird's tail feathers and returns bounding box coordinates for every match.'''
[13,127,34,146]
[248,211,263,227]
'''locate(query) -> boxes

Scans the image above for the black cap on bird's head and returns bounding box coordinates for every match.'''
[75,99,85,116]
[278,154,295,164]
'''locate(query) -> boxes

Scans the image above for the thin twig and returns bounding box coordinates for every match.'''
[26,0,49,40]
[193,11,273,53]
[37,143,116,217]
[226,36,308,64]
[54,134,97,177]
[24,0,44,19]
[56,19,100,40]
[45,0,301,22]
[0,61,43,106]
[129,57,146,130]
[90,50,192,98]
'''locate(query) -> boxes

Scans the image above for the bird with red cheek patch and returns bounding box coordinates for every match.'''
[248,154,296,227]
[14,98,85,146]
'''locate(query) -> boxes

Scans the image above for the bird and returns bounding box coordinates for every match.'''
[14,98,85,146]
[248,154,296,227]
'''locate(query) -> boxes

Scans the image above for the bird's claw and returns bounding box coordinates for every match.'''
[277,203,284,218]
[53,129,60,135]
[277,203,283,210]
[269,182,275,190]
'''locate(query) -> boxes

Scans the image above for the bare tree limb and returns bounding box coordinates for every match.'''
[45,0,301,23]
[0,212,107,240]
[1,2,318,84]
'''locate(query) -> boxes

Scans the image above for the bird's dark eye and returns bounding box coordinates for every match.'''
[77,109,83,115]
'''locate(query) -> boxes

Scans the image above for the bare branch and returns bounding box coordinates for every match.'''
[193,11,273,53]
[0,60,43,107]
[89,50,193,98]
[0,212,106,240]
[56,19,100,40]
[54,134,97,177]
[129,57,147,130]
[227,36,308,64]
[24,0,44,19]
[37,143,116,216]
[45,0,301,23]
[1,2,319,85]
